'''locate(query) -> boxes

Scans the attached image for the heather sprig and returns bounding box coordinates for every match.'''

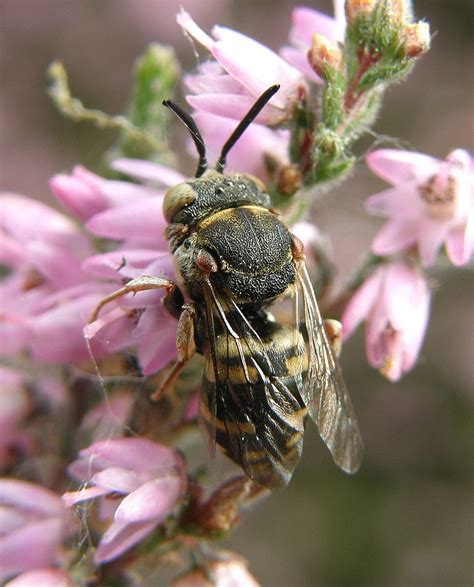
[1,2,471,586]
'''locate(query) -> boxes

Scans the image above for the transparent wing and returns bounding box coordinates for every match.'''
[294,261,363,473]
[199,277,306,488]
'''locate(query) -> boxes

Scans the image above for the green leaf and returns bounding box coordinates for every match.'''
[118,44,181,161]
[305,126,355,185]
[320,70,347,130]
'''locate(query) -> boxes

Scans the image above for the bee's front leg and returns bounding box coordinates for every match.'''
[88,275,183,322]
[89,275,197,400]
[150,303,197,401]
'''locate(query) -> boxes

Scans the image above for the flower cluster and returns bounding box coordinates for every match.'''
[0,479,74,583]
[63,438,186,563]
[342,148,473,381]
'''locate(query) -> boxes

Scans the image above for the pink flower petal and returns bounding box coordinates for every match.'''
[96,180,160,205]
[289,6,344,46]
[193,111,288,177]
[446,220,473,266]
[77,438,181,475]
[50,172,107,221]
[135,307,177,375]
[62,485,111,507]
[371,218,418,255]
[84,308,134,356]
[342,267,384,339]
[401,297,430,373]
[94,519,158,564]
[114,476,182,523]
[366,149,440,185]
[0,517,64,580]
[376,330,404,382]
[381,264,425,330]
[0,319,30,357]
[111,159,186,187]
[417,217,449,266]
[0,480,64,515]
[62,166,161,208]
[0,233,25,267]
[364,185,423,217]
[446,148,472,169]
[364,296,390,368]
[187,93,283,125]
[211,26,304,110]
[177,9,214,50]
[184,69,243,95]
[86,198,166,248]
[82,249,161,279]
[91,467,143,494]
[6,568,77,587]
[279,46,322,83]
[0,194,87,253]
[30,293,105,364]
[26,241,86,288]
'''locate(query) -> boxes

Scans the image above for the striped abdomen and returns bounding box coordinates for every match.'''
[200,315,309,489]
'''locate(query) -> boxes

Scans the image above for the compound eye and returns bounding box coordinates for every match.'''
[163,183,196,223]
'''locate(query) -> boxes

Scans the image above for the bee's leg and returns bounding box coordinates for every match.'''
[88,276,181,322]
[324,318,342,358]
[150,303,197,401]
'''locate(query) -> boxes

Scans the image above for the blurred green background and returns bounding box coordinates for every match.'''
[1,1,473,585]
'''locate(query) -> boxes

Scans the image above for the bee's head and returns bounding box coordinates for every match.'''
[163,170,270,225]
[162,85,279,225]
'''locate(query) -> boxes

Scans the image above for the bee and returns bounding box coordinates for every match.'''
[90,85,363,489]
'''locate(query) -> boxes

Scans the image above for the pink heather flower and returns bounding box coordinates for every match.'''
[0,193,104,363]
[280,2,346,83]
[341,261,430,382]
[365,149,474,266]
[0,192,143,365]
[51,162,184,221]
[63,438,186,563]
[0,368,31,470]
[192,111,289,179]
[5,569,77,587]
[74,158,183,375]
[171,558,261,587]
[1,157,182,372]
[0,479,74,581]
[177,9,307,124]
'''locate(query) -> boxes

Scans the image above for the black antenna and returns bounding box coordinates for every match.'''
[215,84,280,173]
[162,99,208,177]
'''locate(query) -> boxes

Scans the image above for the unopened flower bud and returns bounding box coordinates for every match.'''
[277,164,302,196]
[402,22,431,57]
[385,0,414,24]
[307,34,343,79]
[346,0,414,25]
[345,0,377,23]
